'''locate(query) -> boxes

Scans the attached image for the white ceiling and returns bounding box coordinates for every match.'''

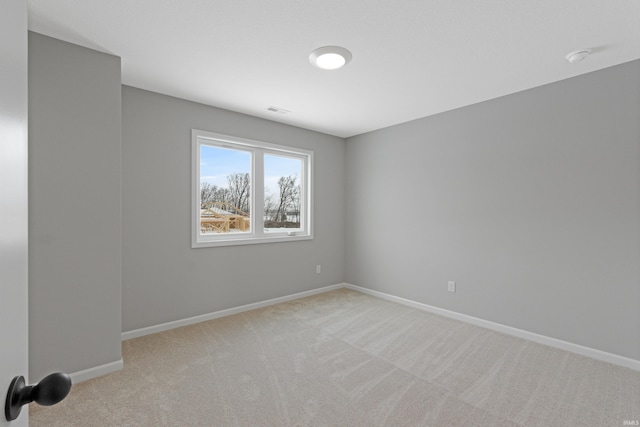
[27,0,640,138]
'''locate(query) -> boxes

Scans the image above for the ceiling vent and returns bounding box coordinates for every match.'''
[267,106,290,114]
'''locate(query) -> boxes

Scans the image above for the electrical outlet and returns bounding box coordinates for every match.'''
[448,281,456,293]
[316,265,321,274]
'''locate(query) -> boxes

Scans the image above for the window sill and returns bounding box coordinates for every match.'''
[192,233,313,248]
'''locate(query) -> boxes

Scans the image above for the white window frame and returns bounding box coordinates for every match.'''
[192,129,313,248]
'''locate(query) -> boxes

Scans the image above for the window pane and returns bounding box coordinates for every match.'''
[264,154,302,232]
[200,145,251,234]
[193,129,313,247]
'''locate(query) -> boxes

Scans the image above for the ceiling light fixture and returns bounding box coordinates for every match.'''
[309,46,352,70]
[566,49,591,63]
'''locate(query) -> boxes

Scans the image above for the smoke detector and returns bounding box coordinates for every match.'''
[566,49,591,63]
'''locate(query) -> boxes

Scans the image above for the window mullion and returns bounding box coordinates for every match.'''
[253,149,265,236]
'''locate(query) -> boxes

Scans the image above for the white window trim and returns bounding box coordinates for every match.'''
[192,129,314,248]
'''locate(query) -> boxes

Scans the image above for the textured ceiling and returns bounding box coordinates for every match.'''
[28,0,640,138]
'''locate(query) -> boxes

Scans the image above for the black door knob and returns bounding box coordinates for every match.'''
[5,372,72,421]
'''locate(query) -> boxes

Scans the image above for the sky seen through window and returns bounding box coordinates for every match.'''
[200,145,301,199]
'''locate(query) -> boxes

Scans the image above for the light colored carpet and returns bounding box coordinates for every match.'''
[31,288,639,426]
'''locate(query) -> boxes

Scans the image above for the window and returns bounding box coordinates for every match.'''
[192,129,313,247]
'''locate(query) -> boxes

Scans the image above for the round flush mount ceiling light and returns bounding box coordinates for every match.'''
[566,49,591,63]
[309,46,352,70]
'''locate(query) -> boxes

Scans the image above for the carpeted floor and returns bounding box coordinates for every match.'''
[31,288,639,426]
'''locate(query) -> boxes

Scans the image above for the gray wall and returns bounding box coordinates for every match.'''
[29,32,122,379]
[121,87,346,332]
[346,60,640,360]
[27,30,638,374]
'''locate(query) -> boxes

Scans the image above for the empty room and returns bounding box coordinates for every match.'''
[1,1,639,426]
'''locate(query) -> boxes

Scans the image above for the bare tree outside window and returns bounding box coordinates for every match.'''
[226,172,250,214]
[266,175,300,227]
[200,182,230,208]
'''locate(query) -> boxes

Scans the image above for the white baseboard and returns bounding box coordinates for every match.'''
[345,283,640,371]
[69,359,123,384]
[122,283,346,341]
[120,282,639,372]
